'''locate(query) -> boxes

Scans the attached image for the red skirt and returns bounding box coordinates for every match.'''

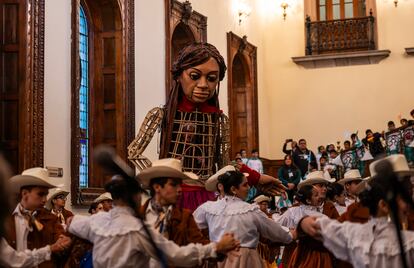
[288,237,333,268]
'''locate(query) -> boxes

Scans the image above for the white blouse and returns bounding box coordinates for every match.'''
[193,196,292,248]
[317,216,414,268]
[69,206,217,268]
[274,204,323,229]
[0,238,51,268]
[334,203,347,215]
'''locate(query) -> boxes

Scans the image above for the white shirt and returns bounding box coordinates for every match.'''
[317,216,414,268]
[145,201,173,235]
[334,203,347,215]
[68,205,217,268]
[145,201,174,268]
[274,204,323,229]
[193,196,292,248]
[345,197,356,207]
[246,158,264,174]
[13,204,33,251]
[0,238,51,268]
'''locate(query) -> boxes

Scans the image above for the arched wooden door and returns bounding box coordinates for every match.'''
[227,32,258,159]
[165,0,207,95]
[171,22,195,66]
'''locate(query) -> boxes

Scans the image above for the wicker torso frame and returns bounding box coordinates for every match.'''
[168,110,227,180]
[128,107,230,179]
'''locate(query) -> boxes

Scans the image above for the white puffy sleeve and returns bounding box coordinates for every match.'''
[193,204,208,230]
[134,225,217,267]
[0,238,51,268]
[68,215,93,242]
[274,208,295,229]
[253,210,292,244]
[316,216,355,262]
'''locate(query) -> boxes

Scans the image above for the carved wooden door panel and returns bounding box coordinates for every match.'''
[0,0,44,174]
[227,32,258,158]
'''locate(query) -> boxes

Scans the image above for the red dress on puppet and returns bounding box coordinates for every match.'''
[174,97,227,212]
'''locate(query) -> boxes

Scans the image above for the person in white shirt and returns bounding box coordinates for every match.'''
[299,154,414,268]
[193,170,294,268]
[0,156,71,268]
[246,149,264,174]
[68,174,239,268]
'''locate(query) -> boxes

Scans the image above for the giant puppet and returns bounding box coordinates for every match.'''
[128,43,283,211]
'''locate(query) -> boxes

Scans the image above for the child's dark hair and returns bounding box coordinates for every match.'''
[104,175,142,201]
[295,185,314,205]
[88,202,98,214]
[359,182,386,216]
[217,171,245,195]
[326,182,344,201]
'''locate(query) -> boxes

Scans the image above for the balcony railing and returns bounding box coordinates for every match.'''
[305,12,375,55]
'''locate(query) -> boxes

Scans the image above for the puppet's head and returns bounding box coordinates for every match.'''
[171,43,227,104]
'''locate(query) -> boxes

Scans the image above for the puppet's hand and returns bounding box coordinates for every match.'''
[256,175,286,196]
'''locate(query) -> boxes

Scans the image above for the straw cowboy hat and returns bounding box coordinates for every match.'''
[254,195,271,204]
[45,188,69,210]
[94,192,113,203]
[369,154,414,177]
[338,169,363,185]
[355,177,371,194]
[205,165,249,192]
[9,167,58,194]
[298,171,335,190]
[137,158,200,188]
[356,154,414,193]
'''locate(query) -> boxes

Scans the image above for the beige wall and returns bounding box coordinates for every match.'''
[42,0,414,210]
[258,0,414,158]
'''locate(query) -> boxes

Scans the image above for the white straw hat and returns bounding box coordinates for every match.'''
[9,167,58,193]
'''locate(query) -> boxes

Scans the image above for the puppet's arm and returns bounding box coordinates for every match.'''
[128,107,164,170]
[218,114,231,168]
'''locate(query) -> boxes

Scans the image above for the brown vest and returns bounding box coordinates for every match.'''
[5,207,64,268]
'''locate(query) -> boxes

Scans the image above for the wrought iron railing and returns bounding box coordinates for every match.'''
[305,12,375,55]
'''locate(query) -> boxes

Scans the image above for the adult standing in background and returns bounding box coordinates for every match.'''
[292,139,317,178]
[282,139,298,156]
[278,155,301,202]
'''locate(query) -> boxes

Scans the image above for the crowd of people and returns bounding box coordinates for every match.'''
[1,38,414,268]
[1,149,414,267]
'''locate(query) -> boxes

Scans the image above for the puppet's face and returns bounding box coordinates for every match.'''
[178,58,220,103]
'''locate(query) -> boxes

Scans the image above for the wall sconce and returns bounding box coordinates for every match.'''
[281,1,289,20]
[237,1,252,25]
[394,0,398,7]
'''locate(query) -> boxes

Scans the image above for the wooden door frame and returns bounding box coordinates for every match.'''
[164,0,207,96]
[0,0,45,171]
[70,0,135,206]
[227,32,259,158]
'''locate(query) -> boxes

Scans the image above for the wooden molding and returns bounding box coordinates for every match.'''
[29,0,45,169]
[261,158,284,177]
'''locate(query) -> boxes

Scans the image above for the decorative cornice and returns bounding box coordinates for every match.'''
[292,50,391,69]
